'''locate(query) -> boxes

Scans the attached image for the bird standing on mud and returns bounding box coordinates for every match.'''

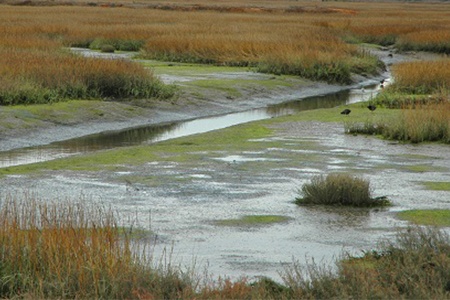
[340,108,351,115]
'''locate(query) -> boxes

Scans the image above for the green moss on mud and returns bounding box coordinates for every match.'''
[397,209,450,226]
[420,181,450,191]
[0,121,276,175]
[214,215,291,227]
[404,164,448,173]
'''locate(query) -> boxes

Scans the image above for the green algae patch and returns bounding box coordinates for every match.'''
[404,164,448,173]
[0,121,277,175]
[397,210,450,227]
[420,181,450,191]
[214,215,291,227]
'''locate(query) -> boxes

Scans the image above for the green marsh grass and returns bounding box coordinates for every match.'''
[398,210,450,227]
[295,173,390,207]
[421,181,450,191]
[283,226,450,299]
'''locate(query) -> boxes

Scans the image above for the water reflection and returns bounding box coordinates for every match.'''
[0,85,381,168]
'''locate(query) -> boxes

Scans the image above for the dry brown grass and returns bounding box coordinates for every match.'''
[385,102,450,143]
[0,193,194,299]
[390,59,450,94]
[1,1,449,96]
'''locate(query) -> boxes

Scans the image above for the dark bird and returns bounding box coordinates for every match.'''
[367,105,376,112]
[340,108,351,115]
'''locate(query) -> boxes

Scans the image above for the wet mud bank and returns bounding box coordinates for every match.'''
[1,47,449,282]
[0,47,392,152]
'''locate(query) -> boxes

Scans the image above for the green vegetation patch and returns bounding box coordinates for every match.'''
[404,164,448,173]
[295,173,391,207]
[0,121,276,175]
[397,209,450,226]
[273,104,398,124]
[421,181,450,191]
[214,215,291,227]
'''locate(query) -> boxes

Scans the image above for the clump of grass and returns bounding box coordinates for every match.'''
[344,119,385,136]
[0,49,175,105]
[282,226,450,299]
[295,173,390,207]
[100,44,115,53]
[345,102,450,144]
[373,91,447,109]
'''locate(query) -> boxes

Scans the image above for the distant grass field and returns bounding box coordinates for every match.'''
[1,0,449,105]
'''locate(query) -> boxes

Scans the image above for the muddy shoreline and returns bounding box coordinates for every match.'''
[0,47,399,152]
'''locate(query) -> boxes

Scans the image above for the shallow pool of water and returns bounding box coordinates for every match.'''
[0,84,381,168]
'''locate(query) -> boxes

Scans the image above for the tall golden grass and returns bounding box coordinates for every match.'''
[0,9,174,105]
[1,1,449,104]
[0,193,193,299]
[390,59,450,95]
[384,102,450,143]
[346,102,450,144]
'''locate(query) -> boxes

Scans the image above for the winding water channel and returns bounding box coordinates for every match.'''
[0,84,380,168]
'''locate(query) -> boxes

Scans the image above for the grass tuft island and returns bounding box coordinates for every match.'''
[295,173,391,207]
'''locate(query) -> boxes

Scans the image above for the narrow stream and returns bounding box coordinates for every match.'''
[0,84,380,168]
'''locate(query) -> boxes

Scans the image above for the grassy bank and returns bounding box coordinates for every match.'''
[346,57,450,143]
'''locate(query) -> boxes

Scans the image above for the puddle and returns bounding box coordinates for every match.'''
[0,84,381,168]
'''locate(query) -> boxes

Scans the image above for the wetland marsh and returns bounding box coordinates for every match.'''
[1,1,450,297]
[2,49,449,282]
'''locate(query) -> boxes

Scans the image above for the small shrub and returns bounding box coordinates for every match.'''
[100,44,115,53]
[295,174,390,207]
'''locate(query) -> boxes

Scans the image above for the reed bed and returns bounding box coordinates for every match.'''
[0,193,194,299]
[0,11,174,105]
[346,102,450,144]
[389,59,450,95]
[383,102,450,143]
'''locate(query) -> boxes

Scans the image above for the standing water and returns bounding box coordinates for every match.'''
[0,85,381,168]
